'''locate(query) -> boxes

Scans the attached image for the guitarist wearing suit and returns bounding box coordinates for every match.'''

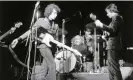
[94,4,123,80]
[11,3,61,80]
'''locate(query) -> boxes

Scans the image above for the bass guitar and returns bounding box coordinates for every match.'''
[0,22,23,47]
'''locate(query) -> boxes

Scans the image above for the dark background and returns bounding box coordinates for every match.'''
[0,1,133,80]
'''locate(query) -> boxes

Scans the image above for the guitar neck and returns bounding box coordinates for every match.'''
[0,29,12,41]
[93,18,97,21]
[51,39,75,52]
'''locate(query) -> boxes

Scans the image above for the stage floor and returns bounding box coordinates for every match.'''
[56,67,133,80]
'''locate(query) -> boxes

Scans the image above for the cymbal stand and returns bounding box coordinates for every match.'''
[93,28,100,73]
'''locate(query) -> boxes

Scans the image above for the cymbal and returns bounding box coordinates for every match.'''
[58,28,68,35]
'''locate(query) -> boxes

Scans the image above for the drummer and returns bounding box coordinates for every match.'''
[84,25,95,55]
[82,26,95,72]
[71,33,94,72]
[71,35,88,56]
[85,23,105,67]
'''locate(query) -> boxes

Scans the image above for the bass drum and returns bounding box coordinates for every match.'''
[55,50,82,73]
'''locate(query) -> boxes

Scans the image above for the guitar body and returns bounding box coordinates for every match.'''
[35,27,53,47]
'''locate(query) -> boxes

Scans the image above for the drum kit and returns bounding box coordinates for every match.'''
[54,19,107,73]
[55,35,83,73]
[55,33,106,73]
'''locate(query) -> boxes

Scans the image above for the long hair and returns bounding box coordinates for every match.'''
[105,3,119,13]
[44,3,61,18]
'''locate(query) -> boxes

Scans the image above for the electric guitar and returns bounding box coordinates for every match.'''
[0,22,23,47]
[38,32,82,56]
[90,13,110,41]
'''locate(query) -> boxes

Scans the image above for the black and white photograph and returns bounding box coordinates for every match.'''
[0,1,133,80]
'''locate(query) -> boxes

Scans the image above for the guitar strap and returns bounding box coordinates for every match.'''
[8,45,31,69]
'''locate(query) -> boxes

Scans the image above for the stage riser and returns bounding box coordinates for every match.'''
[56,73,109,80]
[56,67,133,80]
[72,73,109,80]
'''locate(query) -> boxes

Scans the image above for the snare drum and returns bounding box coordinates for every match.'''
[55,50,82,73]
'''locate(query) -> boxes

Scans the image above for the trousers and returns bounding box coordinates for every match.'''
[107,49,123,80]
[38,44,56,80]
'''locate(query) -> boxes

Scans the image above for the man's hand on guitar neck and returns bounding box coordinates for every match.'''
[94,20,103,28]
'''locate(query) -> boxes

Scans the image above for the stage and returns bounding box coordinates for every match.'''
[56,67,133,80]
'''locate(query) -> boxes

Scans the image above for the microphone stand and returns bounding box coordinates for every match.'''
[33,10,39,80]
[62,19,66,73]
[26,1,40,80]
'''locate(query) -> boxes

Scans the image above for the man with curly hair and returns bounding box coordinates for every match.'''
[95,3,123,80]
[11,3,61,80]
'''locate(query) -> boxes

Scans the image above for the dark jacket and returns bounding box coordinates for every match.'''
[102,14,124,50]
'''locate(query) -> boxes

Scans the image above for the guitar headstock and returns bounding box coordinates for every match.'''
[90,13,97,21]
[14,22,23,28]
[10,22,23,33]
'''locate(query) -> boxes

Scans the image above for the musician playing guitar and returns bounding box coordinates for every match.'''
[11,3,81,80]
[93,4,124,80]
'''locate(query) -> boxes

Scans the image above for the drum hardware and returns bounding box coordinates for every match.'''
[93,28,100,73]
[90,13,102,73]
